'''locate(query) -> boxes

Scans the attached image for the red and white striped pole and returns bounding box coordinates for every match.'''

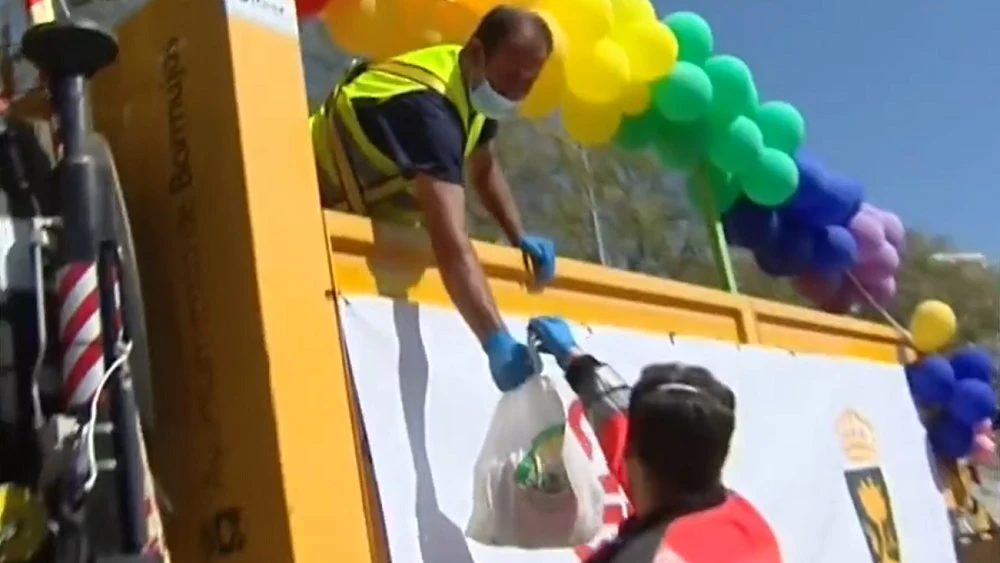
[56,262,103,407]
[56,262,122,408]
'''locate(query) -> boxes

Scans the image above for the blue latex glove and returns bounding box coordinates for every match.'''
[483,330,534,391]
[519,234,556,287]
[528,316,579,368]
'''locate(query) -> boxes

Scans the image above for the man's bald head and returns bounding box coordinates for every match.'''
[471,5,554,57]
[465,5,553,103]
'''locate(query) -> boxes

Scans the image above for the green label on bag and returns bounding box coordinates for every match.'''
[514,424,569,494]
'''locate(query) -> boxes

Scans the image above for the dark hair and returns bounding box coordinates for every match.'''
[627,363,736,495]
[471,5,554,57]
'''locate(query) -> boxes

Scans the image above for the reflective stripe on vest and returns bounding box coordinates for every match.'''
[310,45,487,216]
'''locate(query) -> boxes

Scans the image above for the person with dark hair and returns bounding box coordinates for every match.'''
[309,5,556,392]
[528,316,782,562]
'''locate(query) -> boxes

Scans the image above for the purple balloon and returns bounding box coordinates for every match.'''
[861,275,896,305]
[794,271,842,304]
[812,225,858,273]
[877,210,906,251]
[852,242,900,282]
[848,211,887,262]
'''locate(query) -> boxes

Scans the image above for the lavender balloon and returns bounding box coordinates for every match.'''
[848,210,887,262]
[853,241,900,282]
[862,275,897,305]
[873,207,906,251]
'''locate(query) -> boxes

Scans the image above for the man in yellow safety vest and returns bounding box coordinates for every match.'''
[310,5,557,392]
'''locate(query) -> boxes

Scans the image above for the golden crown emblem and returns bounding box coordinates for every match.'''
[837,409,878,464]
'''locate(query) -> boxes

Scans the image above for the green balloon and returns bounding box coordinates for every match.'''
[654,117,711,171]
[740,147,799,207]
[664,11,714,65]
[755,101,805,153]
[709,115,764,175]
[704,55,757,120]
[652,62,713,123]
[687,165,741,217]
[614,112,658,150]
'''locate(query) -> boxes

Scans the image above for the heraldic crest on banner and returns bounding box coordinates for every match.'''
[837,409,902,563]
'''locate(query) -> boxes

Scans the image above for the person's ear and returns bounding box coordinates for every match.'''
[464,38,487,83]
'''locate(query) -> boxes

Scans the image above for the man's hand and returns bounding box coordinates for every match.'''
[469,143,558,288]
[484,330,534,391]
[519,235,557,287]
[528,316,581,369]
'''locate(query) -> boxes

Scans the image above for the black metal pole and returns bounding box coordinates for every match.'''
[97,242,146,553]
[49,74,100,260]
[21,17,150,558]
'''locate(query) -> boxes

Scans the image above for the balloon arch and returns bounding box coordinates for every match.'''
[296,0,997,460]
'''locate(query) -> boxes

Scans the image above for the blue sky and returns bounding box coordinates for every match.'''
[653,0,998,262]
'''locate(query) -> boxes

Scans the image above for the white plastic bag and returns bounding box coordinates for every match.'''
[466,350,604,549]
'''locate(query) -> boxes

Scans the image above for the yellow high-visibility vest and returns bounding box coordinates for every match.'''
[309,44,487,220]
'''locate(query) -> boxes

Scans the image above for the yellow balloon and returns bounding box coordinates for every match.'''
[533,8,568,54]
[324,0,419,59]
[615,81,651,115]
[565,37,630,105]
[613,20,678,82]
[431,0,482,43]
[536,0,613,44]
[459,0,498,17]
[611,0,656,23]
[562,91,622,146]
[323,0,380,56]
[519,8,567,118]
[909,299,957,353]
[520,56,564,118]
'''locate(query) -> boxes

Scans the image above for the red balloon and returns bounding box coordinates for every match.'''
[296,0,329,17]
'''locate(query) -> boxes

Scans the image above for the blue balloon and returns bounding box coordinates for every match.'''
[783,166,864,229]
[811,225,858,273]
[775,224,814,273]
[816,176,865,226]
[950,346,995,384]
[946,378,998,426]
[906,355,956,407]
[785,149,827,216]
[754,246,795,277]
[928,415,975,460]
[724,197,779,249]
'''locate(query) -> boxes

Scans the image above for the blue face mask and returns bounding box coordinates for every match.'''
[469,78,518,120]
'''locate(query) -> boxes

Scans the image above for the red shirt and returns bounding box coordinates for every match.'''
[586,409,782,563]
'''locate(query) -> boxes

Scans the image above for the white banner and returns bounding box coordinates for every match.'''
[338,295,958,563]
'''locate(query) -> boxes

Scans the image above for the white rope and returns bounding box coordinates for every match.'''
[845,272,915,348]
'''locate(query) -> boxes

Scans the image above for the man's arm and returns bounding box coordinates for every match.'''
[467,140,524,246]
[354,92,509,345]
[414,173,505,343]
[564,352,633,499]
